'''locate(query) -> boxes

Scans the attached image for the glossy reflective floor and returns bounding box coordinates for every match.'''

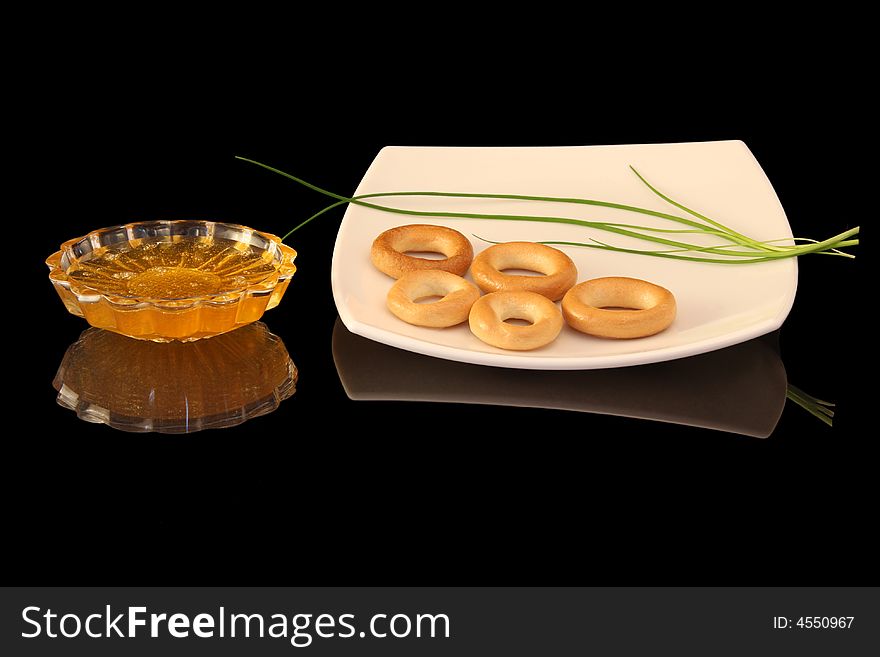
[53,315,828,439]
[53,322,297,433]
[333,318,789,438]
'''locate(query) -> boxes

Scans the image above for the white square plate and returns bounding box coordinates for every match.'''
[331,141,796,370]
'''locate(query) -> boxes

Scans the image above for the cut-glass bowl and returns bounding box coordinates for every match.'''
[47,220,297,341]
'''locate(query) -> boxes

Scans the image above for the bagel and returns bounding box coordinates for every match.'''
[470,242,577,301]
[371,224,474,279]
[562,277,676,339]
[468,290,563,350]
[387,270,481,328]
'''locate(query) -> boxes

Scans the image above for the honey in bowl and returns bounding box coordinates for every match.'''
[66,239,278,298]
[47,220,297,342]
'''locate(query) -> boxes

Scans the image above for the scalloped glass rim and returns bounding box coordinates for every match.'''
[47,219,297,342]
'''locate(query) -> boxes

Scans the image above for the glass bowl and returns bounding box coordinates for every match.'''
[54,323,297,433]
[46,220,297,341]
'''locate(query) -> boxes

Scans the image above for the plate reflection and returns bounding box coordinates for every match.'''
[332,318,787,438]
[54,323,297,433]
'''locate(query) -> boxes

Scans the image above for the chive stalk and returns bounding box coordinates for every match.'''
[235,156,859,263]
[786,384,835,427]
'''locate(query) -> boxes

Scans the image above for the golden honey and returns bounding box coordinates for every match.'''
[47,220,297,341]
[66,240,277,298]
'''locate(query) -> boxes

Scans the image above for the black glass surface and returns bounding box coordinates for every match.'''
[17,66,868,584]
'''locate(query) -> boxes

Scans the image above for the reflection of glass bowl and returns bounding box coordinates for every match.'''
[53,323,297,433]
[46,220,297,341]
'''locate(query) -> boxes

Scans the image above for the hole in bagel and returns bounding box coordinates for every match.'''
[599,305,643,311]
[414,295,445,304]
[499,267,545,277]
[502,317,534,326]
[403,250,447,260]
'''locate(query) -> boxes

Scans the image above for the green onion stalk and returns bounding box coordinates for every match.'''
[235,156,859,264]
[786,384,836,427]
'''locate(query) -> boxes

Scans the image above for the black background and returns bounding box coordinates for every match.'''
[12,30,870,585]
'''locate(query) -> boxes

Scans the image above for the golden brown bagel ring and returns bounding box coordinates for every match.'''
[562,277,676,339]
[387,270,481,328]
[468,290,563,350]
[470,242,577,301]
[371,224,474,279]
